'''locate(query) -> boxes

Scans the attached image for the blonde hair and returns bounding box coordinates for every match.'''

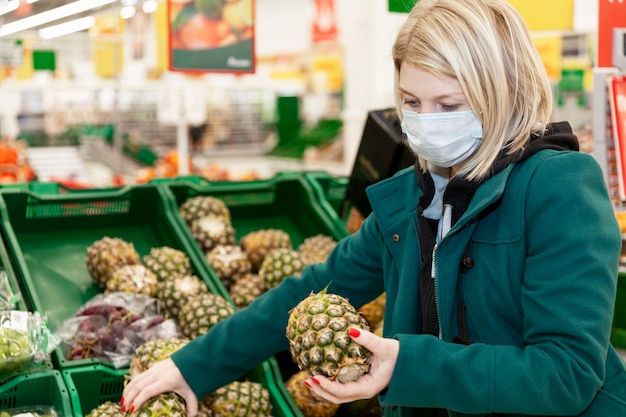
[392,0,553,180]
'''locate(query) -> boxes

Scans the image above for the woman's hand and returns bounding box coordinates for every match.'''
[121,358,199,416]
[304,327,399,404]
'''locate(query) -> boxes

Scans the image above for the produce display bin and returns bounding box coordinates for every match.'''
[0,184,225,370]
[303,171,349,220]
[0,370,73,417]
[63,359,300,417]
[161,171,349,251]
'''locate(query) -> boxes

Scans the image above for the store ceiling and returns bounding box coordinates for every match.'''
[0,0,124,36]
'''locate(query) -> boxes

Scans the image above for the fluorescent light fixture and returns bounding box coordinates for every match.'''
[142,0,158,14]
[120,5,135,19]
[0,0,117,37]
[26,0,39,4]
[39,16,96,39]
[0,0,19,17]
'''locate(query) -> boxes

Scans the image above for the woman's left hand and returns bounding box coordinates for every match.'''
[304,327,399,403]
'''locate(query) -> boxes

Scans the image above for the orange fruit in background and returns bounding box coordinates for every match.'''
[177,12,222,49]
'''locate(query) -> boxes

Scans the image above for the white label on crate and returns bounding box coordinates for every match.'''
[8,310,28,333]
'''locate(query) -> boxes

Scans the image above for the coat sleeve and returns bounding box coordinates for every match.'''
[171,212,387,400]
[381,152,623,415]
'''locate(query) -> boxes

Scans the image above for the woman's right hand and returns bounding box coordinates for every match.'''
[121,358,199,416]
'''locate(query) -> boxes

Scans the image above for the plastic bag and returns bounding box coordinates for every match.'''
[0,406,59,417]
[55,292,183,368]
[0,271,21,310]
[0,311,58,373]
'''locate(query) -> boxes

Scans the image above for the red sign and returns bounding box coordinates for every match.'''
[609,76,626,199]
[312,0,338,43]
[598,0,626,67]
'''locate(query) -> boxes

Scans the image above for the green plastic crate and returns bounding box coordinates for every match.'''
[0,184,226,370]
[0,370,73,417]
[303,171,349,220]
[161,172,349,249]
[63,359,300,417]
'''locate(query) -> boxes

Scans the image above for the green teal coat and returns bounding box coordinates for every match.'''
[173,149,626,416]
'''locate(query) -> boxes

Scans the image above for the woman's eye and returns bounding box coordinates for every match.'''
[403,99,419,108]
[441,104,458,112]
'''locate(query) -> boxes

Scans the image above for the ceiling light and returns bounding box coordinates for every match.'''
[0,0,19,17]
[142,0,158,14]
[0,0,117,37]
[120,5,135,19]
[26,0,39,4]
[38,16,96,39]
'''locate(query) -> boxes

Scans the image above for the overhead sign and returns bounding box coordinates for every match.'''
[168,0,255,73]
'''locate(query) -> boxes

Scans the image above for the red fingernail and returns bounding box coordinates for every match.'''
[312,377,320,385]
[349,328,361,338]
[121,406,126,412]
[304,380,312,388]
[120,397,125,405]
[129,406,135,413]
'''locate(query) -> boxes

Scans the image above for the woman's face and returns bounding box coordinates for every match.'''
[398,64,471,114]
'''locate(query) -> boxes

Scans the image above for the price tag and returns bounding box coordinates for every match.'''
[8,310,29,333]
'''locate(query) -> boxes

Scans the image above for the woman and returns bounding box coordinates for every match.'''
[123,0,626,415]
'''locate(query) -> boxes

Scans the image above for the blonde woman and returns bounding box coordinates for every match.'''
[123,0,626,415]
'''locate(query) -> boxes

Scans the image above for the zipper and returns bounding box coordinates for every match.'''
[431,242,443,340]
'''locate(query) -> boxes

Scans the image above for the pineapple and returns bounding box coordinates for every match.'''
[179,195,231,226]
[143,246,193,282]
[85,237,141,288]
[358,293,386,330]
[135,393,187,417]
[206,245,253,290]
[129,338,190,378]
[286,287,372,383]
[177,292,236,339]
[191,215,236,253]
[105,264,159,297]
[157,274,209,320]
[86,401,123,417]
[258,248,306,290]
[239,229,292,272]
[286,370,340,417]
[204,380,273,417]
[297,235,337,266]
[229,273,265,309]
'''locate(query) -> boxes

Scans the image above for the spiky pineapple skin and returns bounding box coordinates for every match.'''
[239,229,292,272]
[258,248,305,290]
[179,195,231,226]
[130,338,190,378]
[143,246,193,282]
[229,273,265,309]
[191,215,236,253]
[286,370,339,417]
[358,293,386,330]
[134,393,187,417]
[205,380,273,417]
[206,245,253,290]
[85,237,141,288]
[297,234,337,266]
[86,401,124,417]
[177,292,235,339]
[157,274,209,320]
[286,289,372,383]
[105,264,159,297]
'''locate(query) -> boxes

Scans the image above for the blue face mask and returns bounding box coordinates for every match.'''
[401,109,483,168]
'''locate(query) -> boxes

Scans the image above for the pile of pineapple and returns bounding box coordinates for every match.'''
[178,195,340,309]
[85,237,234,342]
[87,338,273,417]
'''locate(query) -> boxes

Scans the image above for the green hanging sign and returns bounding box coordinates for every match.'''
[388,0,417,13]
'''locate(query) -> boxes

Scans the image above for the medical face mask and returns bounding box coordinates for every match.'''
[401,109,483,168]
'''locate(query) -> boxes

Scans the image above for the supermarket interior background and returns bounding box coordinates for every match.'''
[0,1,625,415]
